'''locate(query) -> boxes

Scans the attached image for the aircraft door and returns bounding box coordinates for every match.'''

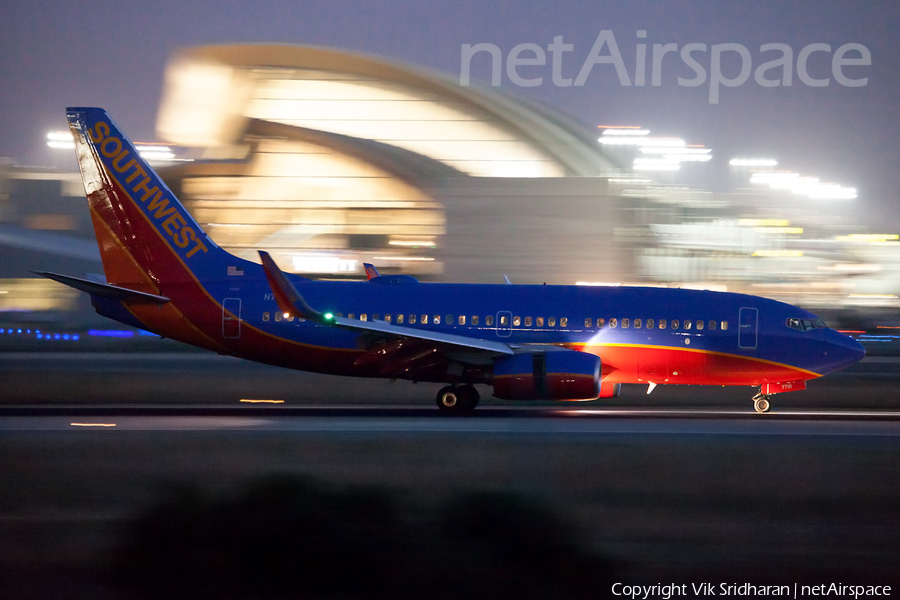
[496,310,512,338]
[223,298,241,339]
[738,307,758,349]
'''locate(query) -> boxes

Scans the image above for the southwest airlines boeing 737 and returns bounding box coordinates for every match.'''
[40,107,865,414]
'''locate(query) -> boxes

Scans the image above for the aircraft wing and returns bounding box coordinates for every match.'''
[327,313,514,355]
[258,251,514,357]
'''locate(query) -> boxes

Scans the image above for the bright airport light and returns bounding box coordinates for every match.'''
[634,147,711,167]
[135,145,176,161]
[46,132,180,162]
[601,128,651,136]
[633,162,680,171]
[640,147,711,155]
[601,136,685,147]
[730,158,778,167]
[46,131,74,150]
[599,127,713,170]
[750,171,856,200]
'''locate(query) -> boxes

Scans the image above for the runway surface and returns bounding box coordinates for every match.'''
[3,405,900,436]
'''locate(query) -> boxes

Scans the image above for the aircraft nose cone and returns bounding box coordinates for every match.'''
[822,331,866,373]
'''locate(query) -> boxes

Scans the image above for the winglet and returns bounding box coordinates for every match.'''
[503,274,512,285]
[258,251,327,322]
[363,263,380,280]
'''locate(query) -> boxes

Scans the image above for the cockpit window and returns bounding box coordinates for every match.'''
[786,317,828,331]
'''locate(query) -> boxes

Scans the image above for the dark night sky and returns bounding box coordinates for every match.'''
[2,0,899,227]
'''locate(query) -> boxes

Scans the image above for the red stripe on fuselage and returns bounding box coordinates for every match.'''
[573,343,818,386]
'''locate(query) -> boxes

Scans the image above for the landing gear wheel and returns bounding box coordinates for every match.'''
[753,395,771,414]
[436,385,477,415]
[436,386,459,412]
[458,385,480,410]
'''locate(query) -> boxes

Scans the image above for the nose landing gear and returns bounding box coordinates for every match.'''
[752,391,771,414]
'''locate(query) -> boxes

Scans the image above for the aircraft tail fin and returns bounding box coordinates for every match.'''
[364,263,381,280]
[65,107,232,291]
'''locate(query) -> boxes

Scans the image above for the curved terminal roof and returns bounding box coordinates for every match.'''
[157,44,618,178]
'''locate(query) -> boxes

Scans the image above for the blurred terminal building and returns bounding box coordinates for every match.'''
[2,44,900,328]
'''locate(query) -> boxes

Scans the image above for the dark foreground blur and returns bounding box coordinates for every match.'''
[113,477,613,600]
[2,411,900,597]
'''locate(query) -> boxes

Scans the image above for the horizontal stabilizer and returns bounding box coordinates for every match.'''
[35,271,170,304]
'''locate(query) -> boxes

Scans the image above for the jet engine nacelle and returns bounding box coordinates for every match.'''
[493,350,601,400]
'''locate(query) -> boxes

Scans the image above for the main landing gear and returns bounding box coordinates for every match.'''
[436,385,480,415]
[752,391,771,414]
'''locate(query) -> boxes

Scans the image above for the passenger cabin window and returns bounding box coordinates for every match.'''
[548,317,556,327]
[263,312,270,322]
[446,315,453,325]
[708,320,716,331]
[472,315,479,326]
[696,320,704,330]
[421,314,428,324]
[286,314,294,322]
[560,317,568,327]
[684,320,691,330]
[513,316,521,326]
[486,315,494,326]
[397,314,404,324]
[658,319,666,329]
[721,321,728,330]
[275,312,283,322]
[609,318,617,328]
[373,314,380,321]
[348,313,356,320]
[385,314,392,323]
[598,318,605,328]
[409,315,416,324]
[536,317,544,327]
[622,318,630,328]
[585,318,592,328]
[500,315,508,325]
[647,318,654,329]
[434,315,441,325]
[459,315,466,326]
[360,314,367,321]
[525,316,532,327]
[671,319,679,329]
[634,318,642,329]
